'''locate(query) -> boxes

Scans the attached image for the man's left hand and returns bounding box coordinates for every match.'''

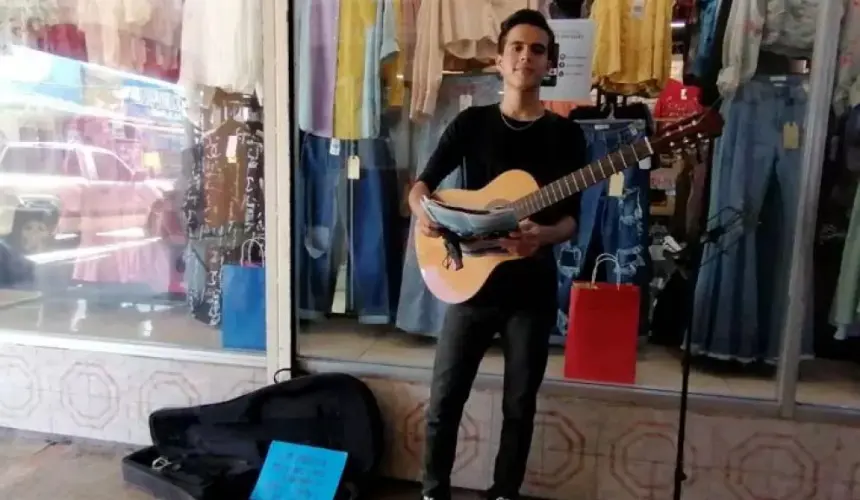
[499,220,545,257]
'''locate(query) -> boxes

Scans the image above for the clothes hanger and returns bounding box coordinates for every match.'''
[602,91,617,119]
[596,88,614,118]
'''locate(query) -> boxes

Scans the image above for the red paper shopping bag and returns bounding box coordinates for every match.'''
[564,279,640,385]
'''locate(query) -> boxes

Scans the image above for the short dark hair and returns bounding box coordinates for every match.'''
[497,9,555,54]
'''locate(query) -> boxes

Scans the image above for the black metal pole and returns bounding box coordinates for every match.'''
[672,256,696,500]
[672,141,718,500]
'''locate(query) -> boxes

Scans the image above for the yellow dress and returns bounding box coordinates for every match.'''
[590,0,673,96]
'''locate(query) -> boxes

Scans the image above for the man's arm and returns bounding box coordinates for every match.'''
[499,216,576,257]
[409,108,471,216]
[408,108,472,234]
[548,119,588,224]
[537,215,577,245]
[407,181,434,220]
[533,118,588,242]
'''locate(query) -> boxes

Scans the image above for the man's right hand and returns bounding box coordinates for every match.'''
[417,214,442,238]
[408,180,442,239]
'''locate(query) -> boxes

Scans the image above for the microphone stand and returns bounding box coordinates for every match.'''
[664,206,746,500]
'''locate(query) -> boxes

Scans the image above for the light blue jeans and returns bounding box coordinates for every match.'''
[691,75,813,362]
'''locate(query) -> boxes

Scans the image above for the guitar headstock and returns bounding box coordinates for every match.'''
[650,107,724,158]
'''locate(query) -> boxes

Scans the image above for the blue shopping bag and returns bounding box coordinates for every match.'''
[221,238,266,351]
[250,441,348,500]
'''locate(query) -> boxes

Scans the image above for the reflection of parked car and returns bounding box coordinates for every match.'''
[0,141,175,253]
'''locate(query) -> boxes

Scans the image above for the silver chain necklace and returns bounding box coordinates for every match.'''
[499,105,544,131]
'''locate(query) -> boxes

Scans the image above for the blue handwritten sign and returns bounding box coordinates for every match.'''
[250,441,348,500]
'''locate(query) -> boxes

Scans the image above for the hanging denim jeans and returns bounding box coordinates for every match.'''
[554,121,650,337]
[396,75,502,336]
[296,133,401,324]
[692,75,814,362]
[692,0,720,77]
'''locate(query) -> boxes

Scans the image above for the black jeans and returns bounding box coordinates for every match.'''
[421,301,553,499]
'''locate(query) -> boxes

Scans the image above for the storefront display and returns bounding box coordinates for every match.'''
[0,0,268,353]
[0,4,299,471]
[290,0,860,409]
[827,107,860,340]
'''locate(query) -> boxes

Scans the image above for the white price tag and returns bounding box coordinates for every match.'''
[631,0,645,18]
[608,173,624,197]
[459,94,472,111]
[783,122,800,150]
[329,139,341,156]
[226,135,238,164]
[347,155,361,180]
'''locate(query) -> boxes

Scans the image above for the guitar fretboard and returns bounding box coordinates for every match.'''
[510,138,654,219]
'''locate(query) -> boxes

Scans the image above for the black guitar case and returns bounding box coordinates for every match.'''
[122,372,384,500]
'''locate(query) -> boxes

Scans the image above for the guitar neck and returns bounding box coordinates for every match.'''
[511,137,655,219]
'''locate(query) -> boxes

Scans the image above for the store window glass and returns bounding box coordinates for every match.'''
[290,0,860,404]
[0,1,267,353]
[799,94,860,410]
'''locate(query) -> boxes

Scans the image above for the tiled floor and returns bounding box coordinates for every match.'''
[0,430,477,500]
[2,292,860,410]
[0,433,151,500]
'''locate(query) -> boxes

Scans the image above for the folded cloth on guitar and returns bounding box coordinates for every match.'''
[420,196,519,239]
[421,196,518,272]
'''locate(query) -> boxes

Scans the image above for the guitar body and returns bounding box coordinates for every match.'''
[415,169,539,304]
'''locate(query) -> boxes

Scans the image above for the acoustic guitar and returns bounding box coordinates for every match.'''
[415,108,725,304]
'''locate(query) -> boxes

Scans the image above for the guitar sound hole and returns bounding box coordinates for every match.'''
[478,198,516,242]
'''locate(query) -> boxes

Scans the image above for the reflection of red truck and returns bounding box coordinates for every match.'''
[0,141,173,253]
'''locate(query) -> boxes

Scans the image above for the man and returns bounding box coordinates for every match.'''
[408,9,589,500]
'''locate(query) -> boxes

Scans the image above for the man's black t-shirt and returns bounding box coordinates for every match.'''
[418,104,589,307]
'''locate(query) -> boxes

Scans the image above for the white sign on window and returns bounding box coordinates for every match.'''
[539,19,596,102]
